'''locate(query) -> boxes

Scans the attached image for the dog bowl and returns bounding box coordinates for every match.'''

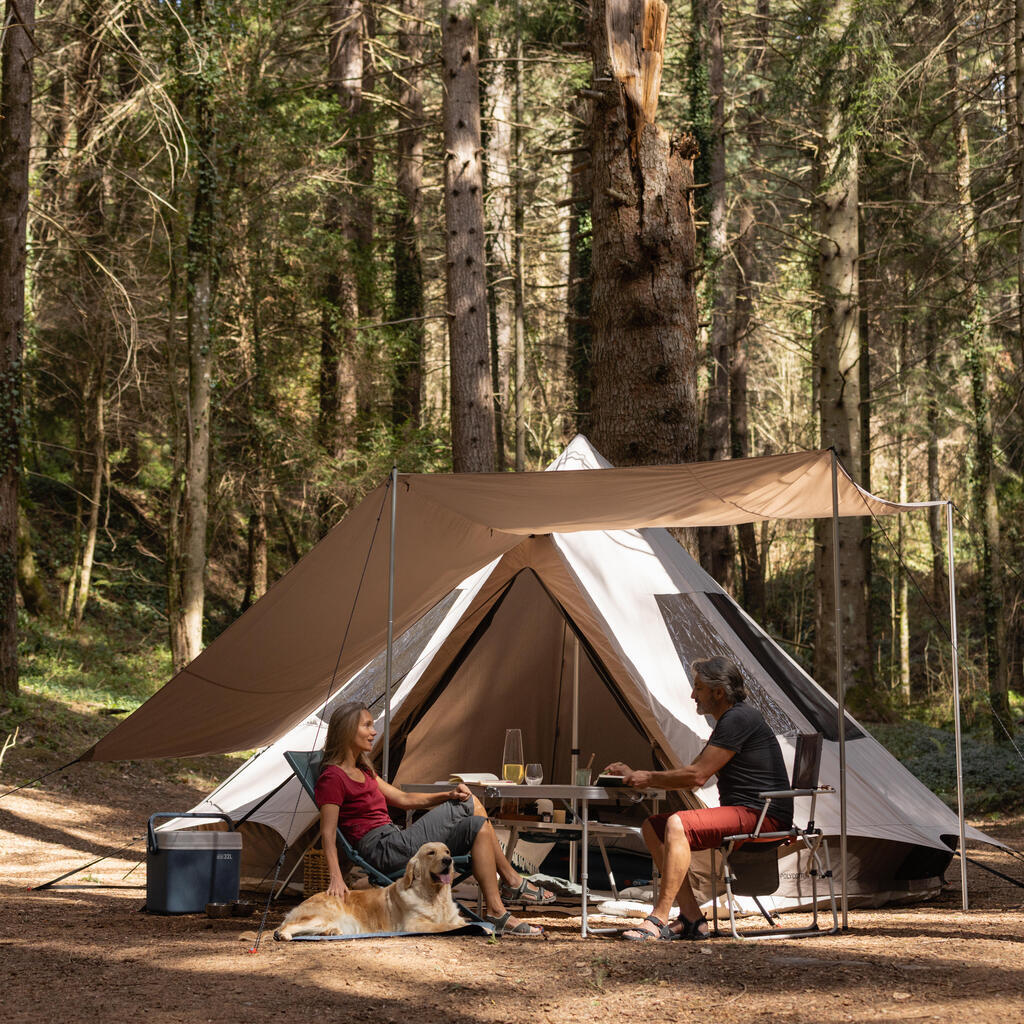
[205,901,235,919]
[231,900,256,917]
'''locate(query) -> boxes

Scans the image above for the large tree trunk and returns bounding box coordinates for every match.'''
[588,0,699,472]
[442,0,496,472]
[0,0,36,697]
[392,0,426,428]
[813,0,869,699]
[698,0,735,589]
[945,0,1009,740]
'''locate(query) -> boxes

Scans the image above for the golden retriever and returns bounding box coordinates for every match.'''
[274,842,464,940]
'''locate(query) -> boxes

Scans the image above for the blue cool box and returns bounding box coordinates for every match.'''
[145,813,242,914]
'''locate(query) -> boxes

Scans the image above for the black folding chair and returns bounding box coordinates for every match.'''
[710,732,839,939]
[282,751,481,921]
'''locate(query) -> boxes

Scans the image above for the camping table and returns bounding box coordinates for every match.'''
[402,783,664,937]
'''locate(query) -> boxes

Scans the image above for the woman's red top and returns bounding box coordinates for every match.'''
[314,763,392,843]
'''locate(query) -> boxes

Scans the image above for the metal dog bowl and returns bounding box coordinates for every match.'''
[231,900,256,917]
[205,901,235,919]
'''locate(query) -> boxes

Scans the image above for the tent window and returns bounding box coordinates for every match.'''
[703,592,863,741]
[655,592,799,736]
[319,589,464,721]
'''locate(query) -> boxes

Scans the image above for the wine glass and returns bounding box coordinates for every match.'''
[525,763,543,786]
[501,729,524,784]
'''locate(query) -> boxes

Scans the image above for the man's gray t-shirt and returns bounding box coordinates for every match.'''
[708,702,793,827]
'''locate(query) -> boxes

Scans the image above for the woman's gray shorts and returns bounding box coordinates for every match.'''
[355,797,485,876]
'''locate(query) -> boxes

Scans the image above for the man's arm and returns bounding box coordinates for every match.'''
[606,744,735,791]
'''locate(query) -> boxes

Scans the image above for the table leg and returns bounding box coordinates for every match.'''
[581,798,589,938]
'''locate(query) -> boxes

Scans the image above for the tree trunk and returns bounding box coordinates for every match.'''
[0,0,35,697]
[945,0,1009,740]
[925,323,946,618]
[897,317,910,702]
[698,0,735,589]
[442,0,496,473]
[485,36,515,469]
[731,0,767,618]
[1014,0,1024,356]
[73,358,107,629]
[732,201,765,619]
[588,0,699,474]
[813,0,869,700]
[319,0,370,496]
[17,510,50,617]
[180,0,217,665]
[392,0,426,428]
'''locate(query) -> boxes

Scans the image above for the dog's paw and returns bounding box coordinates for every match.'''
[273,929,291,941]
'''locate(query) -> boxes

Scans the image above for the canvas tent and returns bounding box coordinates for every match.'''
[80,436,995,910]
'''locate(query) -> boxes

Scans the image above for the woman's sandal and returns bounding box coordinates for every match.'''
[486,910,543,936]
[500,877,556,905]
[622,914,676,941]
[673,913,710,940]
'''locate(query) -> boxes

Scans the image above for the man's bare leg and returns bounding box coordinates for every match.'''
[624,815,707,938]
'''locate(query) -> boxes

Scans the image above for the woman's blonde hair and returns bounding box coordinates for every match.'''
[321,701,375,772]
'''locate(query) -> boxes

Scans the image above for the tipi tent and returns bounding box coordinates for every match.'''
[88,437,993,906]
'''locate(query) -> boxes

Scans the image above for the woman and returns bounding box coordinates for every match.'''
[314,701,553,935]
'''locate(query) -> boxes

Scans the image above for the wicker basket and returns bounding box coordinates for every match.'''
[303,847,331,896]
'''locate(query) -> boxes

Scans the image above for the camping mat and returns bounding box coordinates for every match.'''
[289,922,495,941]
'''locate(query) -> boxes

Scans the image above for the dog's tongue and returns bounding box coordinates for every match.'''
[439,871,453,885]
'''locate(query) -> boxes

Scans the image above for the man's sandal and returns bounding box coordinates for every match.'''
[500,877,556,905]
[673,913,709,940]
[486,911,544,936]
[622,914,676,941]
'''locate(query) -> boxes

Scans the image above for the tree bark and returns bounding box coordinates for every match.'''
[179,0,218,665]
[17,509,50,617]
[0,0,36,696]
[319,0,372,492]
[945,0,1009,740]
[813,0,870,699]
[485,36,515,469]
[392,0,426,428]
[588,0,699,473]
[442,0,496,472]
[698,0,735,589]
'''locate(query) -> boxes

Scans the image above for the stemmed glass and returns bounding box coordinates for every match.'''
[502,729,524,784]
[524,763,543,786]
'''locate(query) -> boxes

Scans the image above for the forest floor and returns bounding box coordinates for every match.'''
[2,747,1023,1024]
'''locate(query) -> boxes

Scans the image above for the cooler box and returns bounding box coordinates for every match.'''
[146,812,242,914]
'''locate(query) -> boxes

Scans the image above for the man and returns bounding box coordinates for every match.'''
[606,656,792,940]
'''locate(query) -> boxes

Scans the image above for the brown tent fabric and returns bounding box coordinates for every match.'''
[82,448,907,762]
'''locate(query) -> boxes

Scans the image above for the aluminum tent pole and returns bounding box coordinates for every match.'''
[570,635,580,884]
[383,465,397,782]
[831,451,849,928]
[945,500,969,910]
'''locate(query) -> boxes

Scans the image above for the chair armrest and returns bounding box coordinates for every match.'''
[757,786,835,799]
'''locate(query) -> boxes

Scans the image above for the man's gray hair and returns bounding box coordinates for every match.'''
[691,656,747,704]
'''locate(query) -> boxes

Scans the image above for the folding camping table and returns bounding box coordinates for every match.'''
[403,782,664,937]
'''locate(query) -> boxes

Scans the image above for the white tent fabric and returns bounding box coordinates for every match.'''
[176,437,994,905]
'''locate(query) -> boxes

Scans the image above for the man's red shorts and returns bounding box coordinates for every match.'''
[646,805,785,851]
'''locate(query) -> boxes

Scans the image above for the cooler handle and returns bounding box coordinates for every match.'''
[147,812,235,854]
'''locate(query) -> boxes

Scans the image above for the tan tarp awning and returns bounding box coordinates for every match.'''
[82,448,908,762]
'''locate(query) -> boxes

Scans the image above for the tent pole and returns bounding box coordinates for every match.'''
[831,451,849,928]
[946,500,968,910]
[570,635,580,884]
[384,465,397,782]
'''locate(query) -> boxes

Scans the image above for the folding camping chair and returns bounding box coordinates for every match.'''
[282,751,482,921]
[710,732,839,939]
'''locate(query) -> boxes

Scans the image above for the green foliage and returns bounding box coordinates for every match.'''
[868,720,1024,815]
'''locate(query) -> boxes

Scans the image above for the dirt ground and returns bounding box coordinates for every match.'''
[2,757,1023,1024]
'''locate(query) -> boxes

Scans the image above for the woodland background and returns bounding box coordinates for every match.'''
[0,0,1022,802]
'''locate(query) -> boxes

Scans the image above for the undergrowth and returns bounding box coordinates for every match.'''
[867,720,1024,817]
